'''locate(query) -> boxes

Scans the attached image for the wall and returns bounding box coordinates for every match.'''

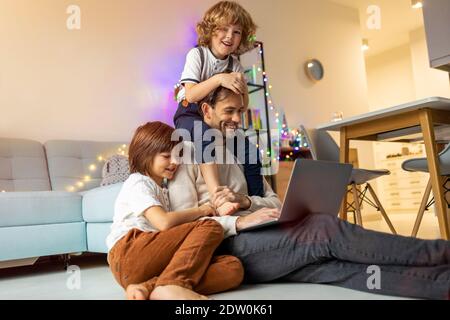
[365,27,450,112]
[0,0,369,144]
[410,28,450,99]
[366,44,416,111]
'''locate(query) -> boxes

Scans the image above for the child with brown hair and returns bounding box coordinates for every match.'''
[106,121,244,300]
[174,1,264,216]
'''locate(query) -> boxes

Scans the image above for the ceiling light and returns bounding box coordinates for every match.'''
[411,0,423,9]
[361,39,369,52]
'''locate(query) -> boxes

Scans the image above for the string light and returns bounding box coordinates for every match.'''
[1,190,5,193]
[66,144,128,192]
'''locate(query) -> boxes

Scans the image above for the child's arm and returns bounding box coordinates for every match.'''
[184,75,222,103]
[184,73,247,103]
[200,163,221,196]
[144,204,215,231]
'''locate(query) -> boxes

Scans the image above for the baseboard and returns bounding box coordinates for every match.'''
[0,257,39,269]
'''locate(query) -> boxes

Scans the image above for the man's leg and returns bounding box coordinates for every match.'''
[218,213,450,283]
[282,260,450,300]
[303,213,450,267]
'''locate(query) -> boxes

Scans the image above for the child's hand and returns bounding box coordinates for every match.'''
[218,72,247,95]
[216,202,240,216]
[199,203,217,217]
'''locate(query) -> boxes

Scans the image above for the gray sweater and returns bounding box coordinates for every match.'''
[168,163,282,238]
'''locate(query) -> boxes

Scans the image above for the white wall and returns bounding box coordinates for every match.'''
[410,28,450,100]
[366,44,416,111]
[0,0,370,144]
[365,27,450,112]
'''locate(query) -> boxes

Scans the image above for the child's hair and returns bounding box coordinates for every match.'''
[197,1,257,55]
[128,121,178,175]
[199,85,237,117]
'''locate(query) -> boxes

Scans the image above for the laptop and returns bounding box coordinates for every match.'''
[241,159,353,231]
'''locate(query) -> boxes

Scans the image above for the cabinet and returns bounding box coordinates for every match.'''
[373,142,431,213]
[423,0,450,72]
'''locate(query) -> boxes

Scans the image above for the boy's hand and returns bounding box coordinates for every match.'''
[212,186,251,210]
[218,72,247,95]
[199,203,217,217]
[216,202,240,216]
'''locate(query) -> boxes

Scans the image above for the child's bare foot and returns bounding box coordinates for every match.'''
[150,285,209,300]
[125,284,150,300]
[216,202,240,216]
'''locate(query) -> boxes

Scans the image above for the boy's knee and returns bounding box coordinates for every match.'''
[225,256,245,286]
[197,219,224,238]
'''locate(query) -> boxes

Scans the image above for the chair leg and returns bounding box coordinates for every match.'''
[351,183,363,226]
[366,183,397,235]
[411,178,432,237]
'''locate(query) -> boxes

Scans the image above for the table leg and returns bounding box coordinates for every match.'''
[339,127,350,221]
[419,109,450,240]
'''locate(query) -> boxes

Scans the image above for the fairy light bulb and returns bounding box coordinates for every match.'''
[89,164,96,171]
[97,156,103,161]
[77,181,84,188]
[84,175,91,182]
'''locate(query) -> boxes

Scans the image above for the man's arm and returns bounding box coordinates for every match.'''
[168,164,240,238]
[213,178,282,212]
[247,178,282,212]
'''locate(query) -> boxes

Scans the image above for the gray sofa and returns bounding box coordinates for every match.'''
[0,138,124,266]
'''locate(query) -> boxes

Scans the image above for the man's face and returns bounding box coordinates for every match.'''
[202,93,246,136]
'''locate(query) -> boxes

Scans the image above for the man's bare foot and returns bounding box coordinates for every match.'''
[216,202,240,216]
[150,285,209,300]
[126,284,150,300]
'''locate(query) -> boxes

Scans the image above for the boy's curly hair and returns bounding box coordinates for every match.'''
[197,1,257,55]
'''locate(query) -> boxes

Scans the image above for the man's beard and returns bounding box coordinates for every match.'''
[219,121,240,137]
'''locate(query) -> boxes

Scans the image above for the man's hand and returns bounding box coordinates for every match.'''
[235,208,281,232]
[212,186,251,210]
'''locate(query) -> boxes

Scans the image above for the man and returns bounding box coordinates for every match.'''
[169,86,450,300]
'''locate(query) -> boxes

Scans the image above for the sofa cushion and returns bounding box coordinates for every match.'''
[0,222,87,261]
[86,223,111,253]
[44,140,128,192]
[82,183,122,223]
[0,138,51,192]
[0,191,82,227]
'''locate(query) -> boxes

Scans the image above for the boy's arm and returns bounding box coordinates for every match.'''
[143,204,215,231]
[199,163,221,196]
[184,75,222,103]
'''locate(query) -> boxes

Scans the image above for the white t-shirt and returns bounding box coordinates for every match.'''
[177,46,245,102]
[106,173,171,251]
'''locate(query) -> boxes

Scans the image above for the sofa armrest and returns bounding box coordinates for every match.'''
[81,183,122,223]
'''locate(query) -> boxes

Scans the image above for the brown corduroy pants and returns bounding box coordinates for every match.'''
[108,219,244,295]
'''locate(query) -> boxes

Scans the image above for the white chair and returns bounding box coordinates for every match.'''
[300,125,397,234]
[401,143,450,237]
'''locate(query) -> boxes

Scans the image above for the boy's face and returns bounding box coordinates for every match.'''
[211,23,242,58]
[202,92,246,137]
[149,152,178,181]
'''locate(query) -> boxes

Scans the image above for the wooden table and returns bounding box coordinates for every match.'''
[317,97,450,240]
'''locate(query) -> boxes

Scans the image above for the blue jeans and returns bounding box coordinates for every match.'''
[173,101,264,197]
[218,213,450,299]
